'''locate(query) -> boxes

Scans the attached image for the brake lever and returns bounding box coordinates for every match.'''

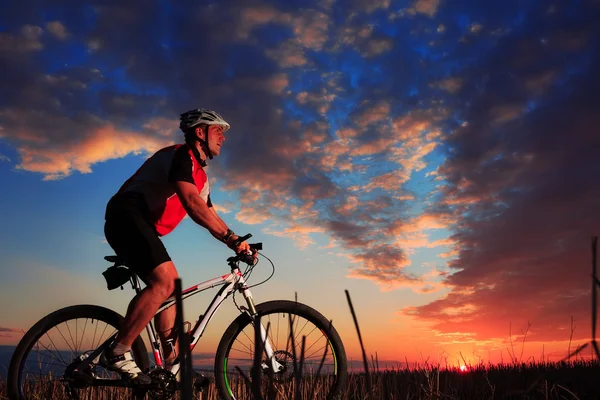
[237,251,255,265]
[233,234,261,265]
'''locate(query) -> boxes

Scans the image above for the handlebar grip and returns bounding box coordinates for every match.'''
[236,233,252,245]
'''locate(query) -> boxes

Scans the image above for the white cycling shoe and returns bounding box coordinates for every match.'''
[100,350,152,385]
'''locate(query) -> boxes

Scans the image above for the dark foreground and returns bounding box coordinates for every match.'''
[1,360,598,399]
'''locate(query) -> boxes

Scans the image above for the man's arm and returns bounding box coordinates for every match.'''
[208,205,249,247]
[208,205,227,227]
[172,181,230,242]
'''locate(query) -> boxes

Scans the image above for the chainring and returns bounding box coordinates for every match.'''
[147,368,178,400]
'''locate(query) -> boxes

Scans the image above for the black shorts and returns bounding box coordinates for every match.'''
[104,192,171,281]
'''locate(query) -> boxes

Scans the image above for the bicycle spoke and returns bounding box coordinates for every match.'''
[221,305,345,400]
[17,314,137,400]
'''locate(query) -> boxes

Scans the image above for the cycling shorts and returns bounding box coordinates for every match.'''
[104,192,172,281]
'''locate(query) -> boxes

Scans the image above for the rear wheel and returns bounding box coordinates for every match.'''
[7,304,149,400]
[215,300,347,400]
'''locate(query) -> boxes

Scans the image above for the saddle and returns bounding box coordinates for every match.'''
[102,255,133,290]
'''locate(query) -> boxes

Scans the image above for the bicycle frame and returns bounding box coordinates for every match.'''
[130,264,282,374]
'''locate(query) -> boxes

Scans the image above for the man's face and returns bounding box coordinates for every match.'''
[206,125,225,156]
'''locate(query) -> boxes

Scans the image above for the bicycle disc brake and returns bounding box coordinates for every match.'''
[262,350,294,383]
[147,368,178,400]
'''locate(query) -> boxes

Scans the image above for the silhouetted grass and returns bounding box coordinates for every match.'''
[4,290,600,399]
[3,359,600,399]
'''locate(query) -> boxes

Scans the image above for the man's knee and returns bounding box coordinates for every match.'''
[147,261,178,300]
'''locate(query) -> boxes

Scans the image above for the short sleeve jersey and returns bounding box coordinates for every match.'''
[118,143,211,236]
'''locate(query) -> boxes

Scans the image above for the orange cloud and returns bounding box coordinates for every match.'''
[412,0,441,17]
[239,7,332,68]
[291,10,330,50]
[46,21,69,40]
[320,140,352,170]
[237,73,290,94]
[363,37,394,57]
[0,107,177,179]
[142,117,179,137]
[346,245,434,292]
[333,23,394,57]
[235,206,272,225]
[15,123,172,180]
[490,104,525,124]
[336,25,374,48]
[267,40,308,68]
[295,89,336,114]
[264,223,325,249]
[236,6,291,39]
[0,25,44,52]
[354,101,390,127]
[212,203,233,215]
[430,77,463,94]
[354,0,391,14]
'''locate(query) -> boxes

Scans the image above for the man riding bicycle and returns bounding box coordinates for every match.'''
[102,108,254,385]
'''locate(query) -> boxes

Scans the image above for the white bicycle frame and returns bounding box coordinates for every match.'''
[130,265,283,374]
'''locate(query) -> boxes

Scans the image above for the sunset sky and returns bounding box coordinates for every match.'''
[1,0,599,370]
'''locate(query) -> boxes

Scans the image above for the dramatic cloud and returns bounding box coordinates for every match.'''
[1,0,598,348]
[0,25,44,52]
[46,21,69,40]
[409,0,442,18]
[404,0,600,343]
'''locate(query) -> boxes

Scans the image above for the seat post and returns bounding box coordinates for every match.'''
[130,274,143,294]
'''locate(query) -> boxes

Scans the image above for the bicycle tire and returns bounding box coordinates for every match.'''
[215,300,347,400]
[7,304,149,400]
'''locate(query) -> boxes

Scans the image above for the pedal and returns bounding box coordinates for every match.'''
[193,374,211,391]
[71,369,95,384]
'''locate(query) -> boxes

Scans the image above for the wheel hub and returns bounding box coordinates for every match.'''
[64,352,97,389]
[263,350,295,383]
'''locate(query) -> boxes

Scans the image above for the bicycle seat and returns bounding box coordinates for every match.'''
[104,255,124,264]
[103,256,132,290]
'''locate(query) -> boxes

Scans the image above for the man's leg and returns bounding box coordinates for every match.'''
[113,261,178,347]
[102,194,177,382]
[155,301,178,367]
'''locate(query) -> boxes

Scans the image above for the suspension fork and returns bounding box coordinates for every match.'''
[236,272,284,373]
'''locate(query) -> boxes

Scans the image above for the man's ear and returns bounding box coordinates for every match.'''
[195,125,205,140]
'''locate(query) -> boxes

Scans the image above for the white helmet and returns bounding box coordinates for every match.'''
[179,108,230,132]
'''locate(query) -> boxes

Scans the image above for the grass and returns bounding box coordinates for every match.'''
[2,359,600,399]
[3,289,600,399]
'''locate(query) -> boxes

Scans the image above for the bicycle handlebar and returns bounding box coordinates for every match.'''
[228,233,262,266]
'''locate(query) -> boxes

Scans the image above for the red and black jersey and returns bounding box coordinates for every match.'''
[118,143,211,236]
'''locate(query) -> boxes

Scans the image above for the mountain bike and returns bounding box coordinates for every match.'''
[7,234,347,399]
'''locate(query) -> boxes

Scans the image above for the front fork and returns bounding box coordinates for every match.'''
[239,279,284,373]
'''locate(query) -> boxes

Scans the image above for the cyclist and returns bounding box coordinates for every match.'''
[102,108,254,385]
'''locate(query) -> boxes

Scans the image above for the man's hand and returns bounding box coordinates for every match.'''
[226,234,250,253]
[225,235,258,261]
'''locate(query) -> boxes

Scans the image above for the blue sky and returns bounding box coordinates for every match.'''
[1,0,599,365]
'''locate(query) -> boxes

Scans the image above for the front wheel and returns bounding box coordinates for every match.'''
[7,304,149,400]
[215,300,347,400]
